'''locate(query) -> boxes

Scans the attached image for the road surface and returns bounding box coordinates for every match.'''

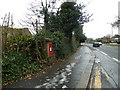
[86,44,119,61]
[86,43,119,88]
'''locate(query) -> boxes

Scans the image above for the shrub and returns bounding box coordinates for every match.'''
[2,50,40,83]
[37,31,72,59]
[2,31,79,84]
[2,35,40,83]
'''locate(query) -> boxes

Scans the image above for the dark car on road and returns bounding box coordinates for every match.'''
[93,42,100,47]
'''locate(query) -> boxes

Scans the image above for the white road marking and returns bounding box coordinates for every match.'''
[113,58,120,63]
[98,50,120,63]
[94,48,120,64]
[100,51,108,56]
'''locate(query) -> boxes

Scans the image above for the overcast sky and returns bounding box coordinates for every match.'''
[0,0,119,39]
[78,0,119,39]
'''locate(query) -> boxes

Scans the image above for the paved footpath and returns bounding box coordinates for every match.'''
[3,46,95,89]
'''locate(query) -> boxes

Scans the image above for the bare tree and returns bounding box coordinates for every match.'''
[26,0,59,30]
[34,19,42,61]
[2,13,13,51]
[19,0,59,62]
[111,16,120,28]
[112,20,120,28]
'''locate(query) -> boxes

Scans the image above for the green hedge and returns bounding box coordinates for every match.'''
[2,51,40,82]
[2,31,79,84]
[2,35,40,83]
[37,31,72,59]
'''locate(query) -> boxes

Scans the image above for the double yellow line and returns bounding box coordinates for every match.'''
[89,65,102,89]
[94,66,102,88]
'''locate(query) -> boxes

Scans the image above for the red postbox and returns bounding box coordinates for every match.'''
[49,42,53,56]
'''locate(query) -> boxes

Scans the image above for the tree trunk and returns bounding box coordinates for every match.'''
[35,20,42,61]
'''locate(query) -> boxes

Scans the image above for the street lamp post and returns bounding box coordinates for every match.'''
[111,26,113,37]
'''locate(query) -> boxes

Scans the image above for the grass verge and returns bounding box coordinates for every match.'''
[105,44,120,46]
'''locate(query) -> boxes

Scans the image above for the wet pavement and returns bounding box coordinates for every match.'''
[3,44,119,89]
[3,46,95,88]
[87,44,119,88]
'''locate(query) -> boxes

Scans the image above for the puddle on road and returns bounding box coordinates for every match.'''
[95,58,100,63]
[35,62,76,88]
